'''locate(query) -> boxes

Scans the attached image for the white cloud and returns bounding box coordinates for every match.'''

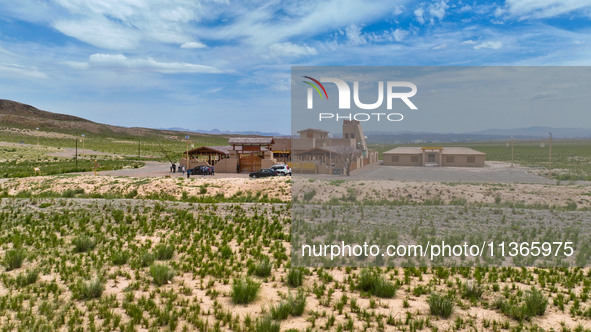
[393,28,409,42]
[473,41,503,50]
[87,53,222,74]
[345,24,367,45]
[458,5,472,13]
[44,0,207,50]
[208,1,410,47]
[268,42,317,57]
[61,61,89,69]
[414,7,426,24]
[180,41,207,49]
[414,1,449,24]
[0,63,48,79]
[504,0,591,18]
[53,17,141,49]
[429,0,449,21]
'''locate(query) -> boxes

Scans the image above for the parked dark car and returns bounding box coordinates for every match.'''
[189,165,214,175]
[249,168,277,178]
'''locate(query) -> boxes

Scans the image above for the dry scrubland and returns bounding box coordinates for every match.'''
[0,175,291,203]
[0,176,591,331]
[294,180,591,210]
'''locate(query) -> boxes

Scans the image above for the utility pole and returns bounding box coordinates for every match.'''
[548,132,552,177]
[36,127,39,146]
[511,136,514,168]
[75,139,78,168]
[138,141,141,158]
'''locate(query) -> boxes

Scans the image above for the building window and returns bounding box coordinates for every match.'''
[344,133,349,138]
[392,156,399,162]
[410,156,419,162]
[350,133,355,138]
[467,156,475,163]
[446,156,455,163]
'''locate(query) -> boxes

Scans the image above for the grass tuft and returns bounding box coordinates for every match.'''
[75,278,104,300]
[249,258,272,278]
[154,244,175,260]
[428,293,454,318]
[72,236,96,253]
[287,268,304,288]
[255,315,280,332]
[4,248,26,271]
[231,277,260,304]
[150,264,175,286]
[357,269,397,298]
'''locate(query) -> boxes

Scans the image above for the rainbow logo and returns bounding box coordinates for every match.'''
[302,76,328,100]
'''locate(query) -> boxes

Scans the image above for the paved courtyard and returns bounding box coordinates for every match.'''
[316,161,557,184]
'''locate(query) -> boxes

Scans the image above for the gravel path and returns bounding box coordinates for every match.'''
[81,161,250,178]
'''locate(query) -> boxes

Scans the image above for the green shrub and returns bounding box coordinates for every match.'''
[269,291,308,319]
[373,277,397,298]
[72,236,96,253]
[62,188,85,198]
[287,268,304,288]
[219,245,233,259]
[498,287,548,321]
[4,249,26,271]
[357,269,397,298]
[303,189,316,202]
[462,281,484,300]
[135,251,155,268]
[124,189,138,198]
[76,278,104,300]
[428,293,454,318]
[524,287,548,317]
[270,302,290,320]
[249,258,272,278]
[287,290,306,316]
[111,251,130,266]
[16,269,38,287]
[255,315,280,332]
[231,277,260,304]
[154,244,174,260]
[150,264,175,286]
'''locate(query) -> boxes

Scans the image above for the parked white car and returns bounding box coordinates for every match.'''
[270,164,291,176]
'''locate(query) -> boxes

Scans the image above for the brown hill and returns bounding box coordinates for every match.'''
[0,99,213,138]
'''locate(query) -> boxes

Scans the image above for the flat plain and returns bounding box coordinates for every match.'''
[1,127,591,331]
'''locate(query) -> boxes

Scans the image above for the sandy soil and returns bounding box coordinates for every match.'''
[46,147,121,158]
[0,127,78,139]
[0,174,291,201]
[294,178,591,209]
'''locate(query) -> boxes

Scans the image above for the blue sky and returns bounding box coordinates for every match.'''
[1,0,591,134]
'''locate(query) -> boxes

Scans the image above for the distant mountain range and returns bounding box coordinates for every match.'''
[365,127,591,144]
[160,127,287,137]
[1,99,589,143]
